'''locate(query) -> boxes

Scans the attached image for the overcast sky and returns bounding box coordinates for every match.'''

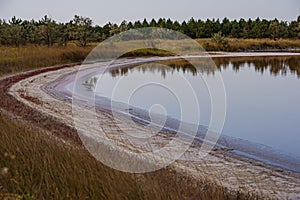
[0,0,299,25]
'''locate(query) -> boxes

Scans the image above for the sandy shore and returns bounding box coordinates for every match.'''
[6,52,300,199]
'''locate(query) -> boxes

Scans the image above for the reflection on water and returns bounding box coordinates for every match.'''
[109,56,300,78]
[214,56,300,77]
[87,56,300,172]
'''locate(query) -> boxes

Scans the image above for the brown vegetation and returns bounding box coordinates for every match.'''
[0,44,94,76]
[197,38,300,51]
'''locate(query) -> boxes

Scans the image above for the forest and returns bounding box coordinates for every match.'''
[0,15,300,47]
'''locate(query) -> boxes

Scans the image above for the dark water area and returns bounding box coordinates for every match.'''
[86,56,300,172]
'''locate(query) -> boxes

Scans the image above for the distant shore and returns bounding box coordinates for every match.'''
[1,38,300,76]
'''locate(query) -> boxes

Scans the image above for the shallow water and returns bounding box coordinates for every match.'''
[82,55,300,172]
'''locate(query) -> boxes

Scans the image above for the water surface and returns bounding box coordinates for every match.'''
[87,56,300,172]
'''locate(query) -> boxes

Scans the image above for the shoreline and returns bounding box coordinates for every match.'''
[2,52,300,198]
[56,53,300,173]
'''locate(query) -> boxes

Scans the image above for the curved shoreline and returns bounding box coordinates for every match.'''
[50,55,300,173]
[3,52,300,199]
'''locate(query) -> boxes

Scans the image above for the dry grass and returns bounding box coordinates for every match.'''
[0,44,95,76]
[0,112,138,199]
[197,38,300,51]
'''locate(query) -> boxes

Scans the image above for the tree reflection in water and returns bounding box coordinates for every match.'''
[109,56,300,78]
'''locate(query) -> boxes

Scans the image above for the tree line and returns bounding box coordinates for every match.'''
[0,15,299,47]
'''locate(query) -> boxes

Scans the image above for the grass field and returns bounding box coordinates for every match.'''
[0,44,93,76]
[0,112,146,199]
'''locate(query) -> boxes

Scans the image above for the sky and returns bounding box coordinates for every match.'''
[0,0,299,25]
